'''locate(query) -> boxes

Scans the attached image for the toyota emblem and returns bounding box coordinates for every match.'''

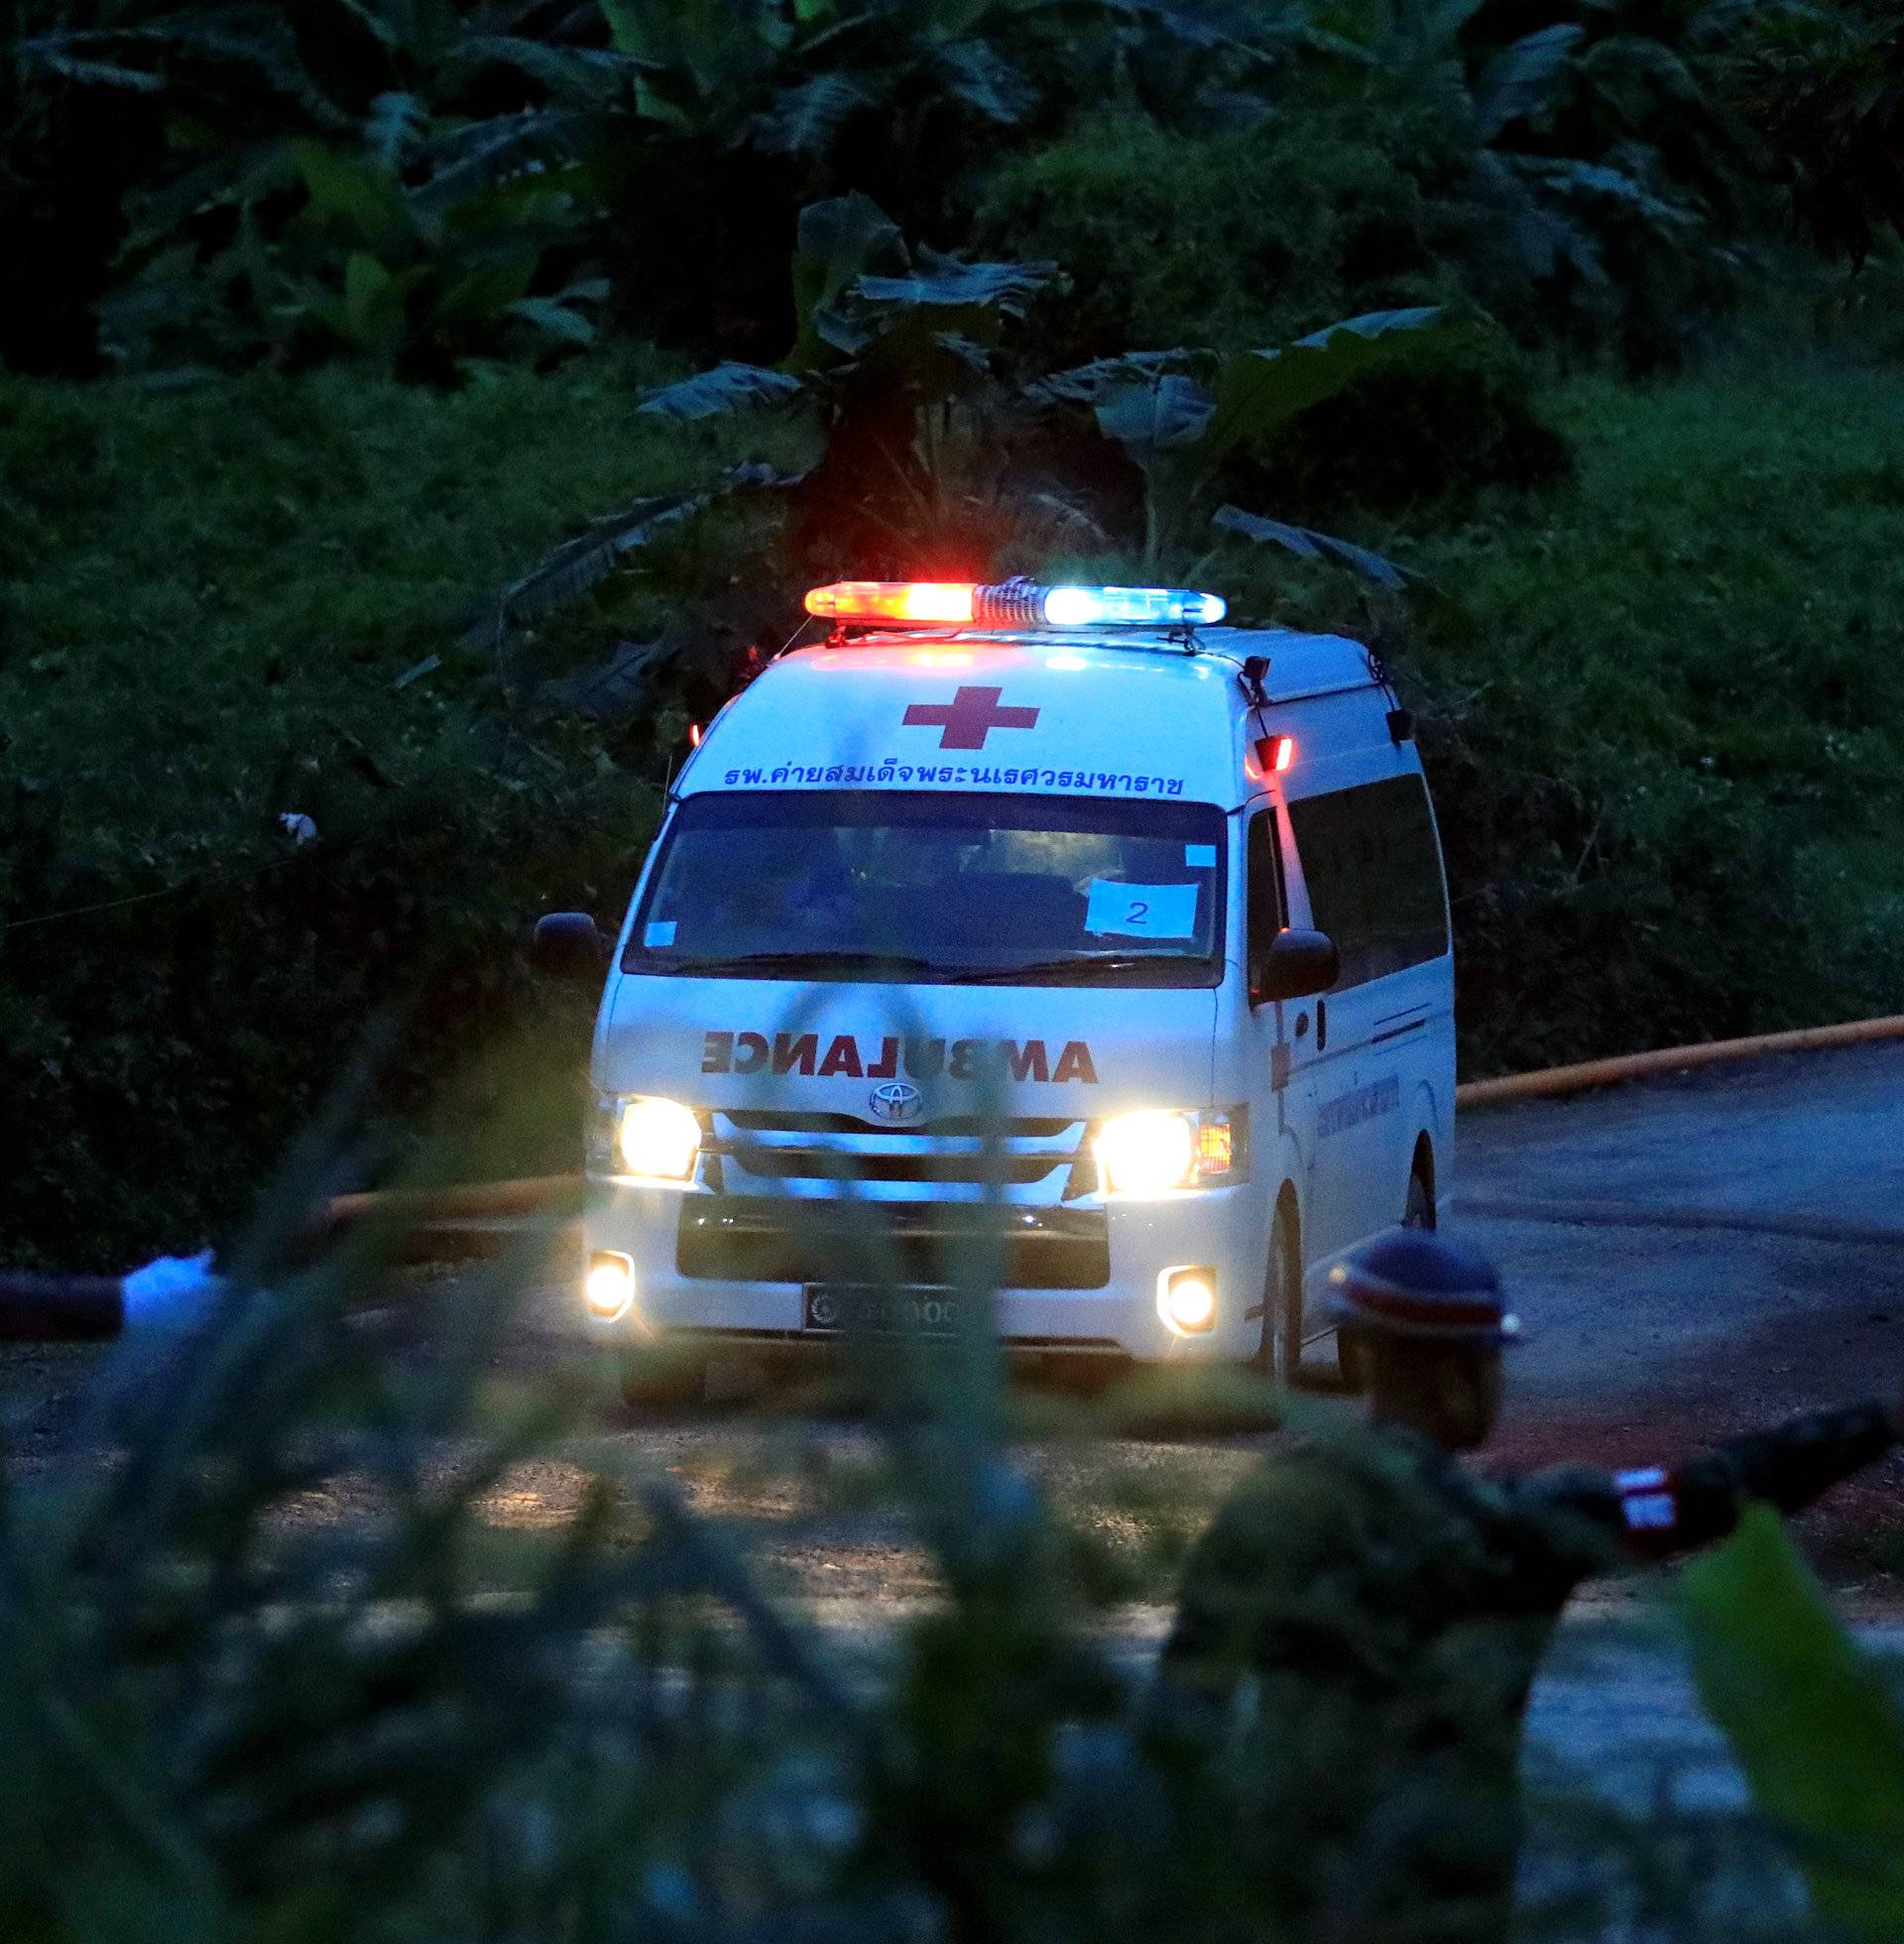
[869,1081,924,1125]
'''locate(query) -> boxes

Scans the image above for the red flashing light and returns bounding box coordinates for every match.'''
[1255,734,1295,774]
[806,582,976,624]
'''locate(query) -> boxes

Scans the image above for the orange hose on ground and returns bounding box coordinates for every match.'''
[319,1174,575,1231]
[1456,1012,1904,1108]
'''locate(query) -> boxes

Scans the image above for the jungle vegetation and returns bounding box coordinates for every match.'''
[5,0,1904,1257]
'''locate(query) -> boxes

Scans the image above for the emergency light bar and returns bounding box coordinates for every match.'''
[804,580,1227,629]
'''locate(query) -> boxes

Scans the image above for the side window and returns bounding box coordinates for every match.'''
[1246,806,1287,966]
[1286,776,1448,988]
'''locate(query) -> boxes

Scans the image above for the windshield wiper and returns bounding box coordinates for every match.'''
[653,949,946,978]
[951,953,1181,986]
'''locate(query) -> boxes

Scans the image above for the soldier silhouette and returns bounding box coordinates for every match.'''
[1156,1229,1902,1943]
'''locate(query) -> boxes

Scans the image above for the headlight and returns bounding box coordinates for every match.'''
[1095,1108,1238,1195]
[616,1096,702,1180]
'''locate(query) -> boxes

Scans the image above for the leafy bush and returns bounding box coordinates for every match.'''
[1223,335,1577,525]
[611,195,1449,614]
[1719,0,1904,269]
[1,0,1285,377]
[979,0,1783,378]
[5,0,627,376]
[974,105,1460,364]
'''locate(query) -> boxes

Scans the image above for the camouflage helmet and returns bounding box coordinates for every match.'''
[1325,1229,1520,1347]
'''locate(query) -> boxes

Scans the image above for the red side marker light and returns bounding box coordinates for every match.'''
[1255,734,1295,774]
[687,723,703,748]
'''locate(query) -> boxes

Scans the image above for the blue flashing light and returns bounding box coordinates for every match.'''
[1039,585,1226,627]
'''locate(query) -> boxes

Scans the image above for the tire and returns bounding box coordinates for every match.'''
[1252,1195,1303,1383]
[1342,1155,1434,1390]
[1403,1161,1436,1231]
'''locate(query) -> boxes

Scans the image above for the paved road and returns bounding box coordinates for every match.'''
[1446,1040,1904,1443]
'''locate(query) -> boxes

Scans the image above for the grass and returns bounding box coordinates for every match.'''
[0,345,702,876]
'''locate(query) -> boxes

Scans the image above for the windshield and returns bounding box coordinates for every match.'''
[623,790,1228,986]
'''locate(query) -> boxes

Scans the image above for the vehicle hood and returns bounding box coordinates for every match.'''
[599,975,1219,1118]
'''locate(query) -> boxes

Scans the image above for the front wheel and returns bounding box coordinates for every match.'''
[1251,1197,1302,1383]
[1342,1160,1435,1390]
[1404,1164,1436,1231]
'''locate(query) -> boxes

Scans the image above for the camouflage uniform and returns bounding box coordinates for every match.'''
[1156,1400,1897,1943]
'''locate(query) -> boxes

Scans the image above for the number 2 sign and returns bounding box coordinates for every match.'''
[1085,880,1199,939]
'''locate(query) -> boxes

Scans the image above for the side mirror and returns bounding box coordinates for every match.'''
[531,911,608,980]
[1251,927,1339,1005]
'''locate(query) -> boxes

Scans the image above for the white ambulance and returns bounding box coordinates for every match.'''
[538,579,1454,1397]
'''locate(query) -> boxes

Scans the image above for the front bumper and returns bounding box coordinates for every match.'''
[580,1176,1268,1363]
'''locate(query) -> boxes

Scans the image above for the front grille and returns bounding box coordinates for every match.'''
[676,1197,1111,1289]
[723,1110,1075,1139]
[705,1108,1096,1195]
[722,1149,1064,1185]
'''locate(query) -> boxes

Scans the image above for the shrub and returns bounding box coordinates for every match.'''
[1221,331,1577,525]
[973,108,1458,365]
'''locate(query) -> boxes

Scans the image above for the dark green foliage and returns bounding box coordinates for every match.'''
[1,0,1285,376]
[5,0,1834,381]
[973,106,1462,364]
[587,196,1445,612]
[1223,335,1576,523]
[1720,0,1904,268]
[0,350,728,1264]
[978,0,1776,378]
[4,0,625,375]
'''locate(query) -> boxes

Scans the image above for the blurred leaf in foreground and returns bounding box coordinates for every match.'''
[1679,1503,1904,1943]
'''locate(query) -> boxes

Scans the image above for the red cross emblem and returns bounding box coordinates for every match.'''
[902,685,1040,751]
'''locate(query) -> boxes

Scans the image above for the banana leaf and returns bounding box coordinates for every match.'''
[1472,23,1585,141]
[1679,1504,1904,1944]
[637,362,808,422]
[1201,306,1447,467]
[363,91,426,171]
[1213,505,1413,589]
[788,191,905,369]
[1092,372,1216,453]
[745,71,870,154]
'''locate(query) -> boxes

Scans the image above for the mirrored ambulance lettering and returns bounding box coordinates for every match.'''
[700,1030,1098,1083]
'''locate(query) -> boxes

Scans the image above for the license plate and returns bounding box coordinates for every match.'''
[802,1285,963,1336]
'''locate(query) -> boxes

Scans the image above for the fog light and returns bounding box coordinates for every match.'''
[1159,1268,1218,1335]
[584,1251,635,1320]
